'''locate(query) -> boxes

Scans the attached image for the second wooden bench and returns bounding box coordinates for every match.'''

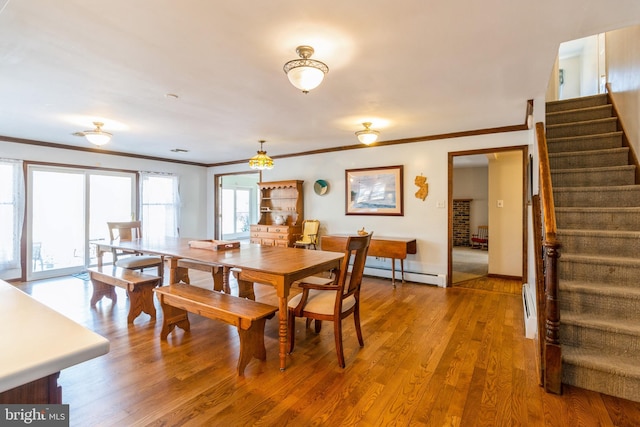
[88,266,161,323]
[153,283,278,375]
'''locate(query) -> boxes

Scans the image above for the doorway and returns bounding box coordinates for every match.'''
[448,147,528,288]
[215,172,260,241]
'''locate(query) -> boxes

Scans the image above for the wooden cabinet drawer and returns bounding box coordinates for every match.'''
[267,226,289,233]
[261,239,275,246]
[250,238,262,245]
[269,233,289,241]
[252,231,274,239]
[274,240,289,247]
[251,225,268,232]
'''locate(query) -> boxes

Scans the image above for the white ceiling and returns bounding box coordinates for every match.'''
[1,1,639,166]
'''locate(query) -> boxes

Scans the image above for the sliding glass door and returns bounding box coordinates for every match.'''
[27,165,135,280]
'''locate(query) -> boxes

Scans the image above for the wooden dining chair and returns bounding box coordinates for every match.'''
[287,232,373,368]
[107,221,164,278]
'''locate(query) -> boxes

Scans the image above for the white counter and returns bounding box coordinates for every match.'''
[0,280,109,393]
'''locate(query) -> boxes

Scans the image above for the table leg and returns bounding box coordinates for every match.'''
[166,257,181,284]
[391,258,396,287]
[278,295,288,371]
[401,259,406,284]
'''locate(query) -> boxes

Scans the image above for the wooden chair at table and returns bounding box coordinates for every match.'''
[287,232,373,368]
[293,219,320,249]
[107,221,164,279]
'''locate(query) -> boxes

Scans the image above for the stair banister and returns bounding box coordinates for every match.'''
[535,121,562,394]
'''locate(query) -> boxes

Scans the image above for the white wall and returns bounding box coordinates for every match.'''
[209,130,532,285]
[488,151,524,277]
[559,56,582,99]
[0,141,209,238]
[607,24,640,157]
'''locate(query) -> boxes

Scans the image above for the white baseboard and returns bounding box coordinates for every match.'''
[363,266,446,287]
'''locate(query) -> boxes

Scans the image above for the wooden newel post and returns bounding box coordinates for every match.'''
[543,235,562,394]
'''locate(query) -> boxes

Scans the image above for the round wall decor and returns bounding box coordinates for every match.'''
[314,179,329,195]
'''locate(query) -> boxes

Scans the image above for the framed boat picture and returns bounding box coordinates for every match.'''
[345,165,404,216]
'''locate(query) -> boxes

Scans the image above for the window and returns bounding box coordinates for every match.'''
[0,159,24,276]
[140,172,180,238]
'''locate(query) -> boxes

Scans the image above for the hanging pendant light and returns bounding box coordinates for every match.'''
[83,122,112,146]
[283,46,329,94]
[355,122,379,145]
[249,140,274,170]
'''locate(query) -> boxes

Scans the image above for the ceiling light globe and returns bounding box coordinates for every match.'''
[84,132,111,146]
[283,46,328,93]
[355,122,379,145]
[356,132,379,145]
[286,66,325,93]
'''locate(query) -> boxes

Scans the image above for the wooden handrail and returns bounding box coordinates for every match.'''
[536,122,557,239]
[535,121,562,395]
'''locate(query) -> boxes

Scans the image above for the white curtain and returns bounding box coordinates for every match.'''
[139,172,180,238]
[0,158,25,270]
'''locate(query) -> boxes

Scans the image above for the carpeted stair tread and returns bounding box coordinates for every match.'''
[557,229,640,257]
[546,117,618,138]
[551,165,636,188]
[559,255,640,286]
[559,280,640,298]
[547,132,623,154]
[562,313,640,337]
[557,228,640,238]
[553,185,640,208]
[546,104,613,125]
[561,252,640,267]
[546,94,608,113]
[549,147,629,169]
[562,346,640,379]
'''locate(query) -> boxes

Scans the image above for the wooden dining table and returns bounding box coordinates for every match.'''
[94,237,344,370]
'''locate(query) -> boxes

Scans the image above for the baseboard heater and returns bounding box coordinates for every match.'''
[522,283,537,339]
[363,266,446,287]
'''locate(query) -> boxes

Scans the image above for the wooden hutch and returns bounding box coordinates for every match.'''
[250,180,304,247]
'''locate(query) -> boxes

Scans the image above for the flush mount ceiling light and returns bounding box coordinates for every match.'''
[355,122,379,145]
[249,140,274,170]
[81,121,112,146]
[283,45,329,94]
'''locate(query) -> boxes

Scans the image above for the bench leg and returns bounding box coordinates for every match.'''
[175,266,190,284]
[237,279,256,300]
[158,299,190,339]
[127,282,158,323]
[90,278,117,307]
[212,267,225,293]
[236,317,269,375]
[231,268,255,300]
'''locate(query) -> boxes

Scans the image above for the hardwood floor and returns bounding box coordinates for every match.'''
[13,273,640,426]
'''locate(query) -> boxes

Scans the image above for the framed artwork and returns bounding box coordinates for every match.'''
[345,165,404,216]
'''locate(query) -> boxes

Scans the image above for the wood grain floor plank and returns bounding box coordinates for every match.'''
[11,273,640,426]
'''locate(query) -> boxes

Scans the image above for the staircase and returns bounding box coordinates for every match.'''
[545,94,640,402]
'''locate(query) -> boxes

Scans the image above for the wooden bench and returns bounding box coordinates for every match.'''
[88,267,161,323]
[153,283,278,375]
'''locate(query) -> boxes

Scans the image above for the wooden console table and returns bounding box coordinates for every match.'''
[321,235,417,287]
